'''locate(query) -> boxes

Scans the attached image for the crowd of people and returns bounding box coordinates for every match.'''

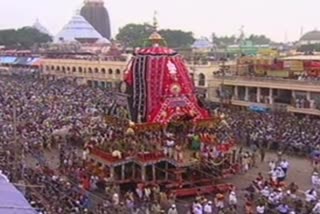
[239,154,320,214]
[1,72,320,213]
[225,109,320,156]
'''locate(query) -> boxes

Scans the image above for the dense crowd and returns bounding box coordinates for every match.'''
[1,72,320,213]
[225,110,320,156]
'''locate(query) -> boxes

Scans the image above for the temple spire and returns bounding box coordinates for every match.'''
[153,11,158,31]
[146,11,166,47]
[84,0,104,3]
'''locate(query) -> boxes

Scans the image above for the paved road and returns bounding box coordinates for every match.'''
[226,151,313,192]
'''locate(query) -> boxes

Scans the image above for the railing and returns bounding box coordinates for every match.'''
[213,75,320,85]
[91,147,122,162]
[91,147,166,163]
[137,152,166,162]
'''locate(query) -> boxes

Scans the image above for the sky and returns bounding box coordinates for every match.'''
[0,0,319,42]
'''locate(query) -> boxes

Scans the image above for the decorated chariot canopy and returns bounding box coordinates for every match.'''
[124,31,210,124]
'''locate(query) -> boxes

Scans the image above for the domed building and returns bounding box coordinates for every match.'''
[80,0,111,40]
[32,19,51,36]
[299,30,320,45]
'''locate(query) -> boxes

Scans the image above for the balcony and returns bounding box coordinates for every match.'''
[212,76,320,92]
[210,96,320,116]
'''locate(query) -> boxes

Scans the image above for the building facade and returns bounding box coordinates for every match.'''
[208,75,320,116]
[42,58,127,89]
[11,55,320,116]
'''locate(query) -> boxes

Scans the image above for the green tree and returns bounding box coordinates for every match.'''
[158,29,194,48]
[116,23,154,48]
[116,23,195,48]
[0,27,51,49]
[211,34,237,48]
[247,34,272,44]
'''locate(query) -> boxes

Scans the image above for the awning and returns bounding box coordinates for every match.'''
[0,173,37,214]
[0,56,17,64]
[27,58,41,66]
[249,105,269,112]
[14,57,29,65]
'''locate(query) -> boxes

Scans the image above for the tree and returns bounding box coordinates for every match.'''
[116,23,195,48]
[116,23,154,48]
[211,34,237,48]
[247,34,272,44]
[158,29,194,48]
[0,27,52,49]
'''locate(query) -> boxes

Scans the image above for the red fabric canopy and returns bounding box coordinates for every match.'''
[125,46,210,123]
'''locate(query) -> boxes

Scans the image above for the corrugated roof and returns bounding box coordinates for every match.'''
[192,38,213,49]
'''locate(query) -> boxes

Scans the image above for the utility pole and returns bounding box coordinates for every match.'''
[13,105,20,182]
[220,58,227,109]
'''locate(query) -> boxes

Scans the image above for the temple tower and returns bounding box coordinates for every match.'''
[80,0,111,40]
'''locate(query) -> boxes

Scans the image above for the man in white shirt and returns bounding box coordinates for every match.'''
[261,186,270,198]
[256,204,265,213]
[193,204,203,214]
[166,139,175,158]
[312,200,320,213]
[268,191,279,205]
[312,172,320,189]
[168,204,178,214]
[276,167,286,182]
[228,190,237,209]
[280,159,289,175]
[305,188,318,203]
[269,160,276,172]
[203,201,212,214]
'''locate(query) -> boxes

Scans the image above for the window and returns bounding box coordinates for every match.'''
[56,66,60,71]
[95,68,99,73]
[190,73,194,80]
[101,68,106,74]
[45,66,50,71]
[72,67,76,72]
[198,73,206,86]
[78,67,83,73]
[88,68,93,73]
[116,69,121,75]
[67,67,70,71]
[62,67,66,72]
[51,66,54,70]
[108,69,113,75]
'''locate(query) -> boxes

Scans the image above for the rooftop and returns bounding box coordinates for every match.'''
[300,30,320,41]
[281,55,320,61]
[54,12,109,44]
[0,173,36,214]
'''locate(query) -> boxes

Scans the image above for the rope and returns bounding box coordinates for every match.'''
[204,156,230,166]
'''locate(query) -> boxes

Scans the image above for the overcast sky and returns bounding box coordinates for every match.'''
[0,0,318,42]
